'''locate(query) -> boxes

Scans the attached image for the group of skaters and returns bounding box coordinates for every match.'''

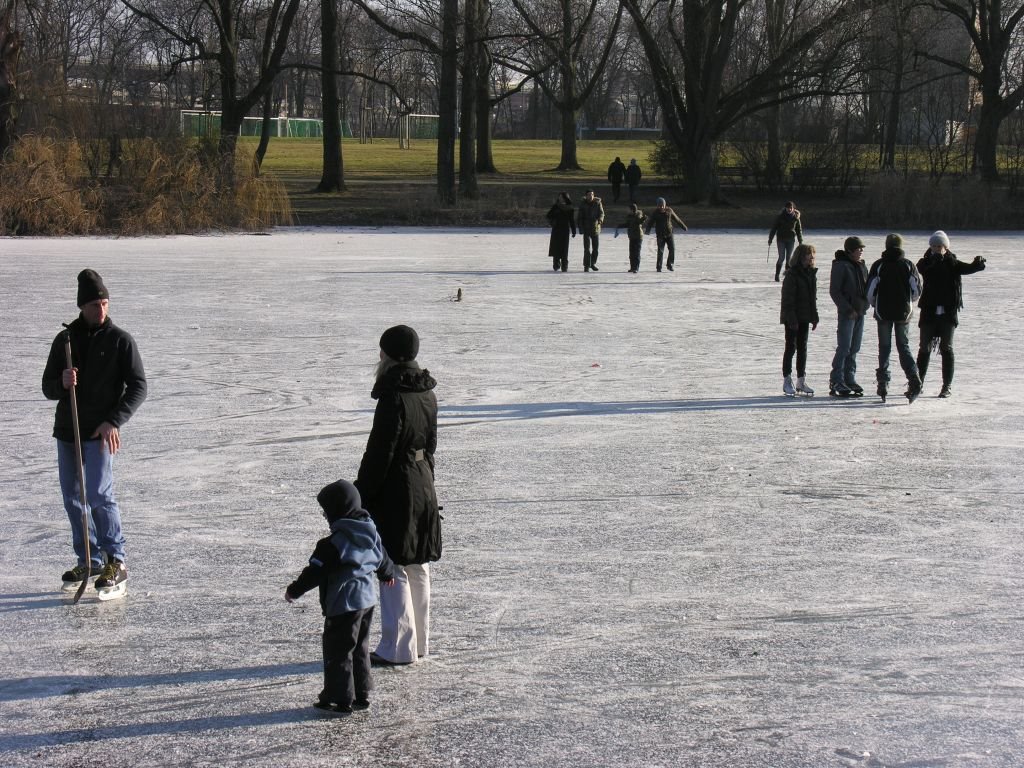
[546,158,689,274]
[45,271,440,716]
[774,203,987,401]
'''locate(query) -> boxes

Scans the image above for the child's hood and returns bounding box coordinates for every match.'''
[329,515,380,550]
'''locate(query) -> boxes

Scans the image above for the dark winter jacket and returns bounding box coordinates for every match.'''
[644,207,688,239]
[780,262,819,327]
[607,159,626,184]
[769,209,803,244]
[618,209,646,241]
[578,197,605,235]
[286,508,395,617]
[42,316,147,443]
[829,250,869,318]
[916,249,986,328]
[547,200,576,260]
[624,162,642,186]
[355,362,441,566]
[867,248,921,324]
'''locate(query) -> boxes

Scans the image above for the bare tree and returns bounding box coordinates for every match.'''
[919,0,1024,181]
[348,0,458,202]
[122,0,303,184]
[621,0,865,202]
[506,0,622,169]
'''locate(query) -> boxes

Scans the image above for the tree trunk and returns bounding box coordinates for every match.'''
[557,104,580,170]
[475,1,496,174]
[0,1,22,158]
[218,98,245,189]
[254,92,274,174]
[765,102,783,190]
[973,97,1002,182]
[458,0,478,197]
[681,131,716,203]
[317,0,345,192]
[436,0,458,205]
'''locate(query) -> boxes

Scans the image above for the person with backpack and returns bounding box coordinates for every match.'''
[866,234,923,402]
[915,231,987,398]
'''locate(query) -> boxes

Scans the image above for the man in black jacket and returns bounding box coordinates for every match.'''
[916,231,986,398]
[867,233,923,402]
[829,236,870,397]
[42,269,147,594]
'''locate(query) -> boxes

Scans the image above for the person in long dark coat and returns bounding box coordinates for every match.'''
[779,243,819,396]
[547,192,576,272]
[915,230,987,398]
[355,325,441,665]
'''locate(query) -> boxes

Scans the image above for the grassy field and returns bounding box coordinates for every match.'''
[251,137,811,228]
[255,137,659,179]
[246,137,1022,230]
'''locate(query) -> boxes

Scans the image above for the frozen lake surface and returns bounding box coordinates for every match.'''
[1,227,1022,767]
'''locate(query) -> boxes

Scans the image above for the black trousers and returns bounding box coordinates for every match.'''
[321,606,374,706]
[628,238,642,271]
[783,323,810,378]
[917,319,956,386]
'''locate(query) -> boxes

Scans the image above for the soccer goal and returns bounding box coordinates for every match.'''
[398,113,440,148]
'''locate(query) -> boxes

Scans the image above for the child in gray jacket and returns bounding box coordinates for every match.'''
[286,479,394,715]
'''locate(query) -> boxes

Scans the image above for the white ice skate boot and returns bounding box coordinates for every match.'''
[796,377,814,396]
[783,375,796,396]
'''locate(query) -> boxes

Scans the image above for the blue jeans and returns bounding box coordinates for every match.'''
[57,438,125,565]
[876,319,920,386]
[830,312,864,387]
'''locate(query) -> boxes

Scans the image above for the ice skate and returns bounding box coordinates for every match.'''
[829,382,852,398]
[938,384,952,398]
[783,375,796,397]
[93,559,128,601]
[60,563,101,593]
[795,377,814,396]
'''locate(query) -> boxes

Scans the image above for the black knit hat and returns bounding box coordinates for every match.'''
[316,479,364,522]
[77,269,109,307]
[379,325,419,362]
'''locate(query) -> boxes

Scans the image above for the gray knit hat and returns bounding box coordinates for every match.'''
[929,230,950,248]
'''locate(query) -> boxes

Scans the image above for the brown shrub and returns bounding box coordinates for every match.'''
[0,136,101,234]
[0,135,293,235]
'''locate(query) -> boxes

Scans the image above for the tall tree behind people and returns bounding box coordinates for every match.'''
[505,0,623,170]
[122,0,303,188]
[317,0,345,192]
[620,0,865,203]
[349,0,459,204]
[916,0,1024,182]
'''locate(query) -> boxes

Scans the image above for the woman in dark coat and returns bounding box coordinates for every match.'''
[546,192,576,272]
[355,325,441,665]
[780,243,819,396]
